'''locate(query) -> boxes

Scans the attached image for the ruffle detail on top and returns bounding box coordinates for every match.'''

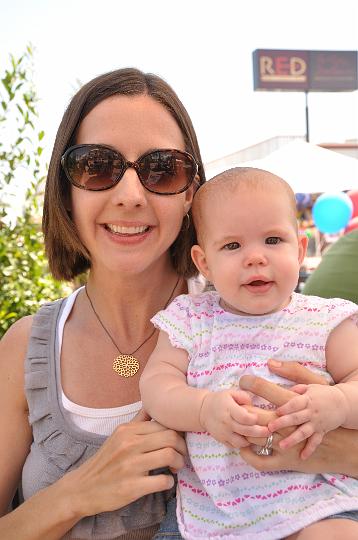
[24,301,87,473]
[23,299,173,538]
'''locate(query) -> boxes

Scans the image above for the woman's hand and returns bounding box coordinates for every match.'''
[240,422,351,474]
[66,410,187,519]
[263,359,330,386]
[0,409,186,540]
[238,363,358,476]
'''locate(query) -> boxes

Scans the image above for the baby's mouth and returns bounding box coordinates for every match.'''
[244,279,273,293]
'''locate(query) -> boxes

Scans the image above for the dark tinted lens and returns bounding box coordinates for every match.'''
[65,147,124,190]
[138,150,196,194]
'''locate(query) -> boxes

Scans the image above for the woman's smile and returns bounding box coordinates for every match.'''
[102,221,154,246]
[105,224,150,235]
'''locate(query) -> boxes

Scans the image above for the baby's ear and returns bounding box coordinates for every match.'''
[298,234,308,265]
[191,244,211,280]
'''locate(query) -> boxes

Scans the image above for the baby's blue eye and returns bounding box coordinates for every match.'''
[224,242,240,250]
[266,237,281,245]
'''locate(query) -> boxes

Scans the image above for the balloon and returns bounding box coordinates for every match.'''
[348,190,358,219]
[312,192,353,234]
[345,216,358,234]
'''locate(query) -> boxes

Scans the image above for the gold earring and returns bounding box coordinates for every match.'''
[182,213,190,231]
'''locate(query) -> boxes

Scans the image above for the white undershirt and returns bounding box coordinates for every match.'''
[58,287,142,436]
[58,276,205,436]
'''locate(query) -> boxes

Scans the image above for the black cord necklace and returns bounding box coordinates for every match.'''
[85,276,180,378]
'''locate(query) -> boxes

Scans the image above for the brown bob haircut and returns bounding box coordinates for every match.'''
[43,68,206,281]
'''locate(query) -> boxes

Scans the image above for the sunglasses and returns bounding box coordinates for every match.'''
[61,144,199,195]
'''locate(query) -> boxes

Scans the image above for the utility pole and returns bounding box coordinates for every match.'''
[305,91,310,142]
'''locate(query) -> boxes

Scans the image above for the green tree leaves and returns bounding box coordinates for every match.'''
[0,47,67,337]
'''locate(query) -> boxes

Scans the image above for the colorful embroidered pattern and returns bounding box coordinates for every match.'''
[152,292,358,539]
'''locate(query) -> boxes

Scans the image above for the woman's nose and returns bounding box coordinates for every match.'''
[110,167,147,207]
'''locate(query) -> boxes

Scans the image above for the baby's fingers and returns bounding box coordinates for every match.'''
[290,384,308,394]
[276,394,308,416]
[279,422,315,450]
[300,433,323,460]
[231,406,258,426]
[232,390,253,406]
[268,409,311,432]
[233,423,270,438]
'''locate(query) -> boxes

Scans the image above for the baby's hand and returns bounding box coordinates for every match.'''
[268,384,348,459]
[199,389,270,448]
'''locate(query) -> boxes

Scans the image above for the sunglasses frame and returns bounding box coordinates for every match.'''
[61,144,199,195]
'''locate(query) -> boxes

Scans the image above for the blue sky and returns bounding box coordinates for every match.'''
[1,0,358,164]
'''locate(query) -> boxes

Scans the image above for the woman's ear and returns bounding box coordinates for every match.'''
[191,244,211,280]
[183,183,196,214]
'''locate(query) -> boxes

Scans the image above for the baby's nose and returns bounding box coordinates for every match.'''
[244,251,267,266]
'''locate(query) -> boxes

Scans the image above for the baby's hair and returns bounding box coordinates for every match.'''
[192,167,298,244]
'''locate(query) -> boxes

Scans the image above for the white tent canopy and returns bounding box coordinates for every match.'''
[205,140,358,194]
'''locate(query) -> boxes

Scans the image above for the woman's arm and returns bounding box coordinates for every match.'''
[0,320,187,540]
[0,317,80,539]
[1,419,187,540]
[0,317,35,516]
[238,363,358,477]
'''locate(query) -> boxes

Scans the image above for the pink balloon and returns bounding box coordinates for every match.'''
[348,190,358,219]
[345,216,358,234]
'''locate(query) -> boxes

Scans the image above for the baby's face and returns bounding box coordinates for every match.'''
[196,186,306,316]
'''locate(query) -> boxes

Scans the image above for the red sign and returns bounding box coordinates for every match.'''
[253,49,357,92]
[309,51,358,90]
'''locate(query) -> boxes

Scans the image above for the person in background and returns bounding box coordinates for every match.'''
[303,229,358,304]
[141,168,358,539]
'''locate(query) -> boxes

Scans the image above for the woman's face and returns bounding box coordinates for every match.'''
[71,95,194,277]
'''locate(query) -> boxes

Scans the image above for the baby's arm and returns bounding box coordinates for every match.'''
[268,318,358,459]
[140,331,269,447]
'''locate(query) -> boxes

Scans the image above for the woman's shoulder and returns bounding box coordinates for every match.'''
[1,314,34,350]
[0,296,64,372]
[0,316,34,406]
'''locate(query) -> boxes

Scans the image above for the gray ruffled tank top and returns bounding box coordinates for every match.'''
[22,298,174,539]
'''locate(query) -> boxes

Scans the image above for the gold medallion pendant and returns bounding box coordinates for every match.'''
[85,276,180,378]
[113,355,140,377]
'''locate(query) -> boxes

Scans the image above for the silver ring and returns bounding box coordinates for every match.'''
[256,434,274,456]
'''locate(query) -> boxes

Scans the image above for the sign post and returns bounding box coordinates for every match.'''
[305,91,309,142]
[253,49,358,142]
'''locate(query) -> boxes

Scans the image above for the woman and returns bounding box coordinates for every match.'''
[1,68,203,539]
[0,68,357,539]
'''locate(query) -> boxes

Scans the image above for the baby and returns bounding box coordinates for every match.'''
[141,168,358,539]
